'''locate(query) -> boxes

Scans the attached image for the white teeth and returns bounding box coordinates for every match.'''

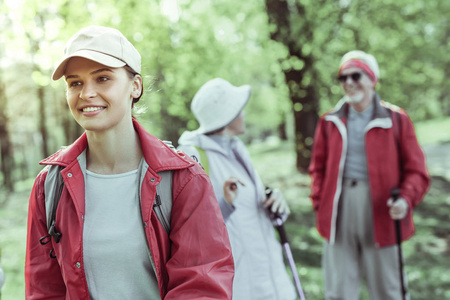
[82,107,103,112]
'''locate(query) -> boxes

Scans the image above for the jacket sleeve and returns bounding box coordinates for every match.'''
[177,144,236,220]
[398,111,430,208]
[165,165,234,299]
[217,196,235,221]
[308,117,328,211]
[25,171,66,299]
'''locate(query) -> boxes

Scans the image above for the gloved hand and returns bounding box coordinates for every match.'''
[264,188,291,216]
[387,197,409,220]
[223,177,246,205]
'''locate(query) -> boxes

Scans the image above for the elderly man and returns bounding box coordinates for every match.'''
[309,50,430,299]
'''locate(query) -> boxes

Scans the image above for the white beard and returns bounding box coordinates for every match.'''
[344,92,364,103]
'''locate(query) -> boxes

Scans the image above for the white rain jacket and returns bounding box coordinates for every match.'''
[178,131,296,300]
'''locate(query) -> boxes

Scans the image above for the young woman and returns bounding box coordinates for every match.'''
[25,26,234,299]
[178,78,296,300]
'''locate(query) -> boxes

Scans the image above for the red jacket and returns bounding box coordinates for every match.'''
[25,119,234,299]
[308,96,430,247]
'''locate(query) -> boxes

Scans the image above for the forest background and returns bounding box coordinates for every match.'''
[0,0,449,299]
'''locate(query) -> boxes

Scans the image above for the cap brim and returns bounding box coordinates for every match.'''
[52,49,127,80]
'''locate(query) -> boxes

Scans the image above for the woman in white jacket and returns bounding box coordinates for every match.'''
[178,78,296,300]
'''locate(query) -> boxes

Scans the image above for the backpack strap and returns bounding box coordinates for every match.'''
[42,141,176,257]
[152,140,177,235]
[390,109,403,177]
[43,164,64,244]
[392,110,401,148]
[193,146,209,176]
[153,170,173,235]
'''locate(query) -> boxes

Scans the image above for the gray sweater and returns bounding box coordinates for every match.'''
[344,102,374,180]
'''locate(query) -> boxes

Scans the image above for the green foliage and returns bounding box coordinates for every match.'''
[281,0,450,120]
[1,0,448,173]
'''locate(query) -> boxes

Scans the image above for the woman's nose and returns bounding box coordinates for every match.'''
[79,82,97,100]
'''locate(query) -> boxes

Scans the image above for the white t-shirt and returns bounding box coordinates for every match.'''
[83,168,160,299]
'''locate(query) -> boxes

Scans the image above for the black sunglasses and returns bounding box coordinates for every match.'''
[338,72,362,83]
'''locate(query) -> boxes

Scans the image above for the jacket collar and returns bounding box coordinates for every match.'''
[40,119,192,172]
[178,130,240,158]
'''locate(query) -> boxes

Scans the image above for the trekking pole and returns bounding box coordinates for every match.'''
[266,188,306,300]
[391,188,407,300]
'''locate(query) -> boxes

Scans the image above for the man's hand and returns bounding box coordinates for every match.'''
[223,177,245,205]
[387,197,409,220]
[263,188,290,216]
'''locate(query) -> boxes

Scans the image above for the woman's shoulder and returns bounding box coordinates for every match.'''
[40,134,88,166]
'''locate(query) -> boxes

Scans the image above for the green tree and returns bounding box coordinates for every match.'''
[265,0,321,173]
[0,11,16,191]
[0,0,448,184]
[0,70,14,192]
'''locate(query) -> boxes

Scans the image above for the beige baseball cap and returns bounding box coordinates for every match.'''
[52,25,141,80]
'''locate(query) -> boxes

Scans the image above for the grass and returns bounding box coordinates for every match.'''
[0,117,449,299]
[414,117,450,146]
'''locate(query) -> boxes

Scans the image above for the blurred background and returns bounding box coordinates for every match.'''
[0,0,449,299]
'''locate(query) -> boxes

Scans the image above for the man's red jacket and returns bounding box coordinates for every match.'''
[309,96,430,247]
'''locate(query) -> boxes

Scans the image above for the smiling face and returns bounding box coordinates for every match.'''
[339,67,375,111]
[64,57,141,133]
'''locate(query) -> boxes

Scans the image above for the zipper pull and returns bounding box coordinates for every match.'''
[153,194,161,207]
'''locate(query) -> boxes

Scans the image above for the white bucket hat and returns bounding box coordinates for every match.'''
[52,25,141,80]
[191,78,251,134]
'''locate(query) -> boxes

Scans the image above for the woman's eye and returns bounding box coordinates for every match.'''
[69,81,82,88]
[97,76,109,82]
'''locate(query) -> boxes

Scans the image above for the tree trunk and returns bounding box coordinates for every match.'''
[37,86,50,158]
[0,74,14,191]
[265,0,319,173]
[292,85,319,172]
[277,116,288,141]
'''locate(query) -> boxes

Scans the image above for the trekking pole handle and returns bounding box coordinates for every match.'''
[390,188,401,202]
[265,186,288,241]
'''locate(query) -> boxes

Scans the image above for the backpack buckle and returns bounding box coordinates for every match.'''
[39,235,51,245]
[49,223,62,243]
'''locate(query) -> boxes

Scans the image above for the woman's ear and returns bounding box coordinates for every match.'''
[131,75,143,98]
